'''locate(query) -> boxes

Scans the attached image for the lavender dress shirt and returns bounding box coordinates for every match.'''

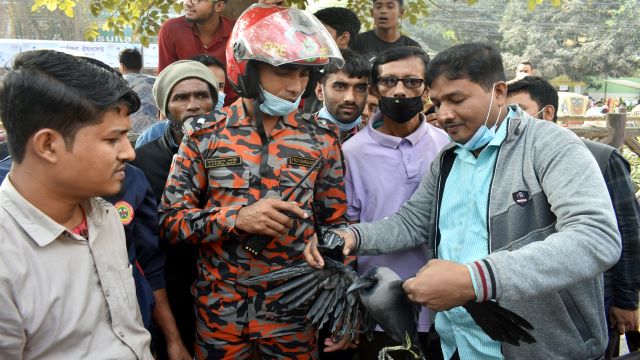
[342,112,450,332]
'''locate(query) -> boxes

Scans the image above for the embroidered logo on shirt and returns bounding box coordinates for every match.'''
[205,156,242,169]
[512,190,529,207]
[288,156,316,168]
[115,201,135,225]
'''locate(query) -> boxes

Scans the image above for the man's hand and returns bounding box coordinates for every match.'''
[303,229,355,269]
[402,259,476,311]
[235,199,308,237]
[323,336,358,352]
[166,338,191,360]
[609,305,639,335]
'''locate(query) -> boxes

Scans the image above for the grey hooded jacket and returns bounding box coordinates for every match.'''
[352,106,621,359]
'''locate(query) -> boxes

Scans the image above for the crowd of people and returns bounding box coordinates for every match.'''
[1,0,639,360]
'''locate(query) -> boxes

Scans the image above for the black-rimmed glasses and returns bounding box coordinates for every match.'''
[377,76,424,89]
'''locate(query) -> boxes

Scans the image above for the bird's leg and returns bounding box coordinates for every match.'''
[376,333,425,360]
[377,347,396,360]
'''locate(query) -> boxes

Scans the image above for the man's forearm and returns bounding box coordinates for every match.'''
[152,289,185,346]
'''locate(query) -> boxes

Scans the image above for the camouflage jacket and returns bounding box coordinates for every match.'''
[159,99,347,338]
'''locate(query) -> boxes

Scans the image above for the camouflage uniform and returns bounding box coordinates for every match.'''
[159,99,347,359]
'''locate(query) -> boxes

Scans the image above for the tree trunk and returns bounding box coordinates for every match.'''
[223,0,259,19]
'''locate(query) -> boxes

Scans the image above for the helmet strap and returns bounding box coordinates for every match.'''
[251,98,270,177]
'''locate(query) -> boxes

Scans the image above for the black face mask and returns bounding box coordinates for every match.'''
[379,95,424,124]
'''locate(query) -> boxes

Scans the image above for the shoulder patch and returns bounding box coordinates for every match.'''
[115,201,134,225]
[182,112,219,136]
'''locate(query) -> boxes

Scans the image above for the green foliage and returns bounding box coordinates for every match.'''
[32,0,76,16]
[31,0,565,47]
[622,146,640,191]
[32,0,183,46]
[500,0,640,80]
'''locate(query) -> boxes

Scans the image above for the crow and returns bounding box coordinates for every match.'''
[239,238,536,359]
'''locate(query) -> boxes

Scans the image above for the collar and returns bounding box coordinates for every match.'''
[226,98,300,128]
[0,178,107,247]
[453,107,515,158]
[163,122,179,152]
[366,112,430,149]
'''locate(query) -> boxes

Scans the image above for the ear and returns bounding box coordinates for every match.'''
[493,81,508,106]
[542,105,556,122]
[370,8,374,18]
[399,6,405,17]
[31,129,66,164]
[215,0,226,12]
[338,32,350,49]
[315,82,324,101]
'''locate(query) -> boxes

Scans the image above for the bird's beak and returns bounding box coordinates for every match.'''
[347,276,375,294]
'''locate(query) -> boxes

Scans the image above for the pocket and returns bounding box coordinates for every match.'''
[208,166,250,206]
[559,290,593,342]
[208,167,250,189]
[279,167,316,204]
[119,264,138,310]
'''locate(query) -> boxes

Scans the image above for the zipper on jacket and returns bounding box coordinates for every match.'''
[485,118,512,254]
[434,155,444,258]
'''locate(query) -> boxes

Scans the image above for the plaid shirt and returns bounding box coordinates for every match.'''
[603,150,640,309]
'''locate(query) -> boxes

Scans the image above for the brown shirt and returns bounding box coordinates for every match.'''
[0,179,152,359]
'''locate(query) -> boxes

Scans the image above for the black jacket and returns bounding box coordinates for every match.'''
[130,125,198,355]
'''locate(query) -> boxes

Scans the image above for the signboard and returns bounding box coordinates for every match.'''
[0,39,158,68]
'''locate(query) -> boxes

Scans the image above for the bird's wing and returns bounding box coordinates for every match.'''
[463,300,536,346]
[239,261,315,285]
[238,258,365,342]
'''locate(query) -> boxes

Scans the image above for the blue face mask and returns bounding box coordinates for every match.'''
[215,92,226,110]
[259,88,302,116]
[453,83,502,151]
[318,106,362,132]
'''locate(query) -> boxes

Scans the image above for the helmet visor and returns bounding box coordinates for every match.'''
[232,5,344,68]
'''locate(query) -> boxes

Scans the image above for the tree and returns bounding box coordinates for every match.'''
[499,0,640,80]
[31,0,556,47]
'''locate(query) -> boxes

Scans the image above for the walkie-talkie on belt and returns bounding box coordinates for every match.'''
[242,157,323,256]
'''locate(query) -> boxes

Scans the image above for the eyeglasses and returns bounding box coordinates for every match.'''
[377,76,424,89]
[182,0,217,4]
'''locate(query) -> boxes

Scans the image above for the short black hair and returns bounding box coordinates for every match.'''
[0,50,140,163]
[371,46,429,85]
[508,76,559,121]
[321,48,370,84]
[189,54,227,76]
[426,42,506,91]
[314,7,361,48]
[372,0,404,6]
[518,61,534,69]
[119,48,143,71]
[188,54,224,99]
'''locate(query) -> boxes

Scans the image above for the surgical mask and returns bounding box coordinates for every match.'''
[453,83,502,151]
[259,88,302,116]
[318,106,362,132]
[215,92,226,110]
[379,95,424,124]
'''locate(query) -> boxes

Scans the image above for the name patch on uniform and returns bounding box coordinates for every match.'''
[205,156,242,169]
[288,156,316,168]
